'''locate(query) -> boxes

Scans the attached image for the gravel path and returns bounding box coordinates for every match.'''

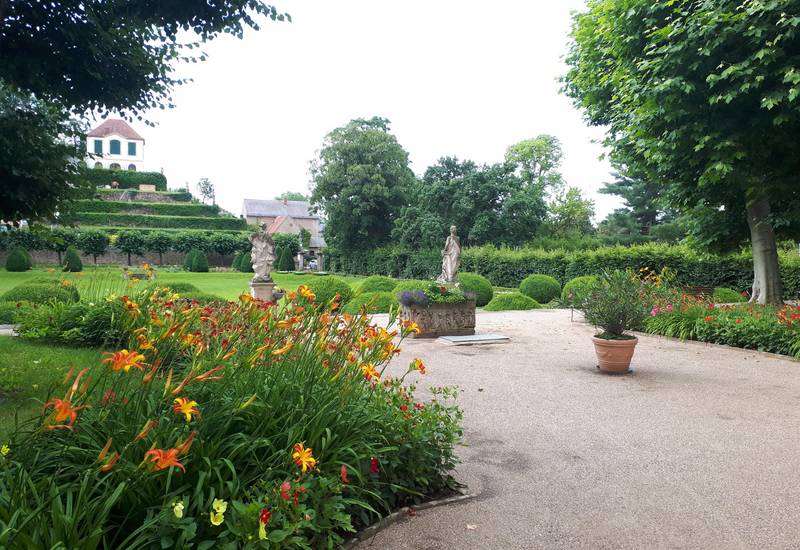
[357,309,800,549]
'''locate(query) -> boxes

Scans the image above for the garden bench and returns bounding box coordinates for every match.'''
[683,286,713,299]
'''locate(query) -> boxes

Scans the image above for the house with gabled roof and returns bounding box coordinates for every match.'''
[242,198,326,252]
[86,119,145,171]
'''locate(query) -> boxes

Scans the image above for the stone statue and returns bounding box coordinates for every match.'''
[249,223,275,283]
[437,225,461,285]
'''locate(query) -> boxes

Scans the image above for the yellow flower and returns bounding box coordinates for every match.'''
[1,444,9,457]
[361,363,380,382]
[172,501,184,519]
[292,442,317,473]
[210,510,225,526]
[298,285,316,302]
[411,358,426,375]
[173,397,200,422]
[210,498,227,525]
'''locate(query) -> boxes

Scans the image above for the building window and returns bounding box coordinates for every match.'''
[94,162,103,169]
[93,140,102,155]
[128,164,137,171]
[128,142,136,156]
[109,139,121,155]
[110,163,121,170]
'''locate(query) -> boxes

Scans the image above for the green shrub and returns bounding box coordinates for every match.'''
[581,270,648,337]
[162,282,200,293]
[358,275,398,294]
[81,168,168,190]
[306,276,354,305]
[393,279,430,294]
[561,275,599,306]
[180,291,227,304]
[342,291,398,315]
[0,300,31,323]
[2,281,79,304]
[62,246,83,272]
[183,249,198,271]
[276,247,296,271]
[94,188,193,201]
[237,251,253,273]
[71,199,220,216]
[458,272,493,306]
[231,252,243,271]
[712,287,746,303]
[5,248,30,271]
[519,274,561,304]
[61,212,247,230]
[484,292,542,311]
[190,249,209,272]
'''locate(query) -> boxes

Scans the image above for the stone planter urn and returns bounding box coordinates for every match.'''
[400,301,476,339]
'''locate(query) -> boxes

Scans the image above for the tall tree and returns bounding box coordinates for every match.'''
[196,178,215,205]
[563,0,800,303]
[309,117,415,251]
[275,191,308,201]
[599,168,674,234]
[505,135,565,194]
[543,187,595,239]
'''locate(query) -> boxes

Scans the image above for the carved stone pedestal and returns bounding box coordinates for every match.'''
[400,301,476,338]
[250,281,276,302]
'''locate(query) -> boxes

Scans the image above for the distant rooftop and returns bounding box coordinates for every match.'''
[87,119,145,142]
[242,199,318,220]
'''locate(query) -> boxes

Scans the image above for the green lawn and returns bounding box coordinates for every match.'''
[0,267,364,300]
[0,336,105,437]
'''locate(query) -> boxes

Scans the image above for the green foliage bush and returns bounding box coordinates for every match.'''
[393,280,430,294]
[581,271,648,337]
[62,246,83,272]
[162,282,200,293]
[484,292,542,311]
[458,272,493,306]
[276,247,296,271]
[712,287,746,303]
[0,300,31,323]
[82,168,168,190]
[5,247,30,271]
[519,274,561,304]
[342,291,398,315]
[306,276,354,305]
[190,249,209,272]
[2,281,79,304]
[358,275,398,294]
[561,275,599,306]
[72,199,220,216]
[231,252,243,271]
[77,229,110,262]
[183,249,198,271]
[94,188,193,202]
[17,299,127,347]
[273,232,301,260]
[62,212,247,230]
[237,251,253,273]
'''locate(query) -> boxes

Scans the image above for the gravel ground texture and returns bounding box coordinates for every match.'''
[356,309,800,550]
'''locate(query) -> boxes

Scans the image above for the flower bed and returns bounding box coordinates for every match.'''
[0,286,462,547]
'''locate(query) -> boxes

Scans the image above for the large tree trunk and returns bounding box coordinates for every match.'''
[746,195,782,305]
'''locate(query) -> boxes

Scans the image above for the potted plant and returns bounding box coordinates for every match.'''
[398,283,476,338]
[579,270,648,373]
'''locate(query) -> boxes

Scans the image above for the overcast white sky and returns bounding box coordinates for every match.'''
[104,0,621,220]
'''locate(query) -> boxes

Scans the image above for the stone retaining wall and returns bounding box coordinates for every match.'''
[0,249,234,267]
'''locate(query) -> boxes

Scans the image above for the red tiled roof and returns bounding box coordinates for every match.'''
[87,119,145,142]
[266,215,288,234]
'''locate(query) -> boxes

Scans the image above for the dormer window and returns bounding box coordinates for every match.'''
[110,139,121,155]
[128,142,137,156]
[93,139,102,154]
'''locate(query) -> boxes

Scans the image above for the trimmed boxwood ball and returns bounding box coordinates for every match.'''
[2,281,79,304]
[712,287,746,303]
[190,250,209,272]
[276,248,296,271]
[519,274,561,304]
[358,275,398,294]
[163,282,200,293]
[342,291,398,315]
[393,279,430,295]
[458,272,493,306]
[62,246,83,272]
[5,248,30,272]
[561,275,599,306]
[306,276,354,305]
[484,292,542,311]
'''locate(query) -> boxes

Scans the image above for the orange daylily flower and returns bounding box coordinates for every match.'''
[360,363,380,382]
[292,442,317,473]
[411,358,426,375]
[298,285,316,302]
[173,397,200,422]
[340,464,350,484]
[43,398,84,429]
[271,340,293,356]
[102,350,146,373]
[401,320,421,334]
[144,448,186,473]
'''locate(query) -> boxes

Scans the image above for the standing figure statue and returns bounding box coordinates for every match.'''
[437,225,461,285]
[249,223,275,282]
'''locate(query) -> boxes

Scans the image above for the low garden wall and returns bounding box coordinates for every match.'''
[0,249,234,267]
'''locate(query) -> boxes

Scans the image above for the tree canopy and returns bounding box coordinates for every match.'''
[505,135,565,194]
[309,117,416,251]
[563,0,800,303]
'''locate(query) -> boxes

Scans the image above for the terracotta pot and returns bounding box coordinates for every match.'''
[591,336,638,374]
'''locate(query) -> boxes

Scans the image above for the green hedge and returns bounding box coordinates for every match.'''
[357,276,398,294]
[62,212,247,230]
[342,291,398,315]
[2,281,80,304]
[484,292,542,311]
[0,300,31,324]
[306,276,354,305]
[82,169,168,190]
[458,272,493,306]
[94,188,193,202]
[561,275,599,306]
[519,274,561,304]
[5,248,30,271]
[327,244,800,299]
[72,200,220,217]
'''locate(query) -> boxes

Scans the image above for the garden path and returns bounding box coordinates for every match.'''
[358,309,800,549]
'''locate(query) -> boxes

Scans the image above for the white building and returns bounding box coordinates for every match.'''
[86,119,145,171]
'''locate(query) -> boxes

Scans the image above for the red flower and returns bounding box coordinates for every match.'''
[340,464,350,484]
[414,402,425,411]
[704,315,714,322]
[400,404,408,412]
[260,508,271,526]
[280,481,290,501]
[370,457,380,474]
